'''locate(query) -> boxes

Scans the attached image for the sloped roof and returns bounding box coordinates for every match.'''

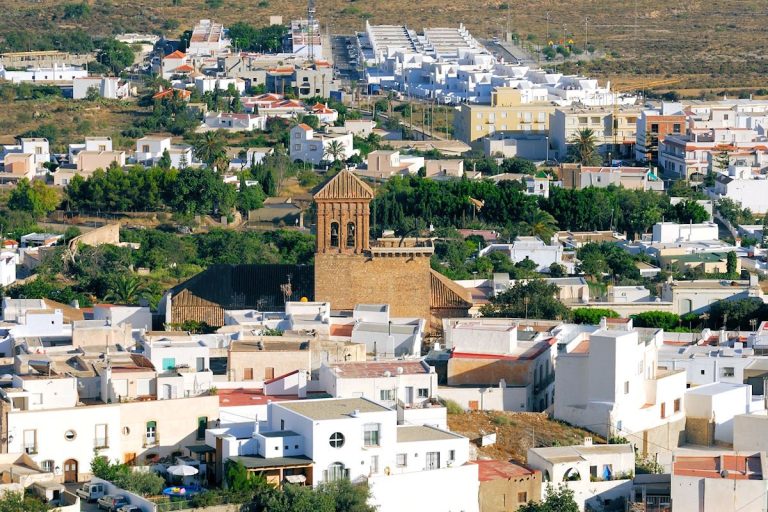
[165,50,186,59]
[314,170,374,200]
[169,264,314,311]
[430,270,473,309]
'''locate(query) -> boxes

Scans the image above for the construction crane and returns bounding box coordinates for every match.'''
[611,77,683,154]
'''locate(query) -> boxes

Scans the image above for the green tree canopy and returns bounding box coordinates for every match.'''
[8,179,59,219]
[95,38,135,75]
[519,484,579,512]
[567,128,602,166]
[481,280,570,320]
[572,308,620,324]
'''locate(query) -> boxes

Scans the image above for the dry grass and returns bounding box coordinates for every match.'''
[448,410,604,464]
[2,0,767,89]
[0,97,147,149]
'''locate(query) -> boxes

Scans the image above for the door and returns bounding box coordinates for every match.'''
[146,421,157,446]
[162,384,173,399]
[63,459,78,483]
[405,387,414,406]
[196,357,205,372]
[426,452,440,471]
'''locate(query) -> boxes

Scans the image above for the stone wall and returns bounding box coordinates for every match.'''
[447,358,534,387]
[69,223,120,249]
[314,252,432,321]
[639,417,687,456]
[685,416,715,447]
[479,470,541,512]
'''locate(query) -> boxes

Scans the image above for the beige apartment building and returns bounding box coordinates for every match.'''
[550,106,641,160]
[453,88,555,144]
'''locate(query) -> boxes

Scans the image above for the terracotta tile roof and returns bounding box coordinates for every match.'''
[174,64,195,73]
[153,88,191,100]
[218,388,299,407]
[571,339,590,354]
[165,50,186,59]
[473,460,537,482]
[296,123,312,131]
[330,324,354,337]
[430,270,473,309]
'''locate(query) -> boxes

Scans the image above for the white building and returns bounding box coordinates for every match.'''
[72,77,130,100]
[289,124,356,165]
[711,159,768,214]
[554,324,687,454]
[661,278,762,315]
[479,236,574,273]
[134,136,194,168]
[685,382,754,445]
[92,304,152,331]
[527,440,634,512]
[203,112,266,131]
[210,397,478,512]
[358,150,424,179]
[186,19,231,57]
[161,50,191,79]
[1,138,52,171]
[318,360,443,427]
[0,64,87,84]
[0,251,16,287]
[194,76,245,95]
[651,221,720,244]
[671,452,768,512]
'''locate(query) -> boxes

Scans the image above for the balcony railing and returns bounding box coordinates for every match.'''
[23,445,37,455]
[95,437,109,449]
[143,435,159,448]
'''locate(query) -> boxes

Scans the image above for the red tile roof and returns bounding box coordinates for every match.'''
[174,64,195,73]
[153,88,191,100]
[296,123,312,131]
[474,460,537,482]
[165,50,186,59]
[218,388,299,407]
[330,324,354,337]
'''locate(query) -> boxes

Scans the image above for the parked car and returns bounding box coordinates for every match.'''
[75,482,106,503]
[98,495,128,511]
[117,505,142,512]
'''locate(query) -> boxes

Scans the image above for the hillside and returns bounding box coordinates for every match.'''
[448,410,604,463]
[1,0,767,90]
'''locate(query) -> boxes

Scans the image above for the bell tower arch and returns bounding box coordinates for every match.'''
[313,170,374,255]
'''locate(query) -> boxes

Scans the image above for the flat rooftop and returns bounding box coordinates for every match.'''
[530,443,634,464]
[473,460,536,482]
[674,454,764,480]
[396,425,462,443]
[278,397,390,420]
[328,360,428,378]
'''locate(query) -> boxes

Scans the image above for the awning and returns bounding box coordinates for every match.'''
[186,445,216,454]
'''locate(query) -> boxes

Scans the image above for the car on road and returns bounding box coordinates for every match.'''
[98,495,128,511]
[117,505,143,512]
[75,482,106,503]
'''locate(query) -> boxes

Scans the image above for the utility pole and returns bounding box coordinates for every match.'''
[584,17,589,52]
[545,12,550,42]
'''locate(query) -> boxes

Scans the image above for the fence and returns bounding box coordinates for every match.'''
[151,494,243,512]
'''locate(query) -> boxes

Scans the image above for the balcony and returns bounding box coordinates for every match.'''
[23,445,37,455]
[143,435,160,448]
[94,437,109,449]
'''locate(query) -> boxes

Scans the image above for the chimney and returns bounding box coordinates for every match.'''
[718,328,728,345]
[252,415,260,437]
[599,316,607,330]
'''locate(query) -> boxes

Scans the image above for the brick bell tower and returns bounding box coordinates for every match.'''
[314,169,374,255]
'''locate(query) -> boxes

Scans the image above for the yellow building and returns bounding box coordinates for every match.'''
[453,88,555,143]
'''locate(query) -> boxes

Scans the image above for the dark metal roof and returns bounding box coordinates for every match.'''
[170,264,314,311]
[230,455,313,469]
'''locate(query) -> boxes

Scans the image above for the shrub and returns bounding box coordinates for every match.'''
[440,398,464,415]
[491,414,511,426]
[572,308,620,325]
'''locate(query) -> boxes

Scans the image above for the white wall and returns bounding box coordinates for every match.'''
[437,385,530,412]
[369,463,479,512]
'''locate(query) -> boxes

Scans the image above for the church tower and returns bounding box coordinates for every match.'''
[313,169,374,254]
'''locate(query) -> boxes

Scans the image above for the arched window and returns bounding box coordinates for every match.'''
[330,222,339,248]
[326,462,347,481]
[563,467,581,481]
[346,222,356,248]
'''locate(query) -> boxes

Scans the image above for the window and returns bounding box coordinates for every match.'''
[293,144,301,151]
[98,145,106,151]
[380,389,395,401]
[417,388,429,398]
[674,398,681,413]
[280,419,285,430]
[23,429,37,454]
[196,357,205,372]
[329,432,345,448]
[325,462,347,481]
[370,455,379,474]
[243,368,254,380]
[590,465,598,479]
[197,417,207,440]
[624,381,630,394]
[673,123,681,133]
[162,358,176,370]
[41,460,54,473]
[95,424,108,448]
[722,367,735,377]
[396,453,407,467]
[64,429,76,441]
[449,450,455,463]
[518,492,528,503]
[364,424,380,447]
[330,222,340,248]
[660,402,666,419]
[700,369,705,375]
[142,145,150,153]
[309,144,318,151]
[650,123,659,134]
[146,421,157,446]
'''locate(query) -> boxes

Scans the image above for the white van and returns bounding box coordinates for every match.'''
[75,482,106,502]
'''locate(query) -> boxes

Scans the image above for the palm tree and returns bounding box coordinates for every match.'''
[568,128,602,166]
[193,131,227,170]
[323,140,347,162]
[518,210,559,242]
[104,274,145,305]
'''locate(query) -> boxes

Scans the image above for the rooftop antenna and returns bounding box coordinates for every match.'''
[307,0,316,62]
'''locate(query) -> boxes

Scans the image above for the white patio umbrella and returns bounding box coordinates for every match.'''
[167,465,199,477]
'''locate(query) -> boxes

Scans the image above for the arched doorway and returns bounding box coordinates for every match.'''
[63,459,78,483]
